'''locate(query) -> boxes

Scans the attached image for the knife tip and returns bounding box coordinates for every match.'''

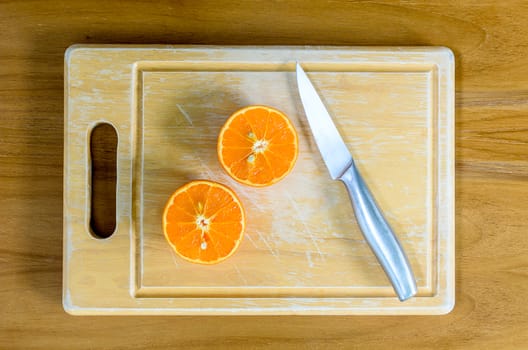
[295,61,302,72]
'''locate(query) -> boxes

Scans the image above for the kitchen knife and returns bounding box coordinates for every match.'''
[295,63,417,301]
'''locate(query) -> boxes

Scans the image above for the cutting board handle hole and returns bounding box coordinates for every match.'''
[89,123,117,239]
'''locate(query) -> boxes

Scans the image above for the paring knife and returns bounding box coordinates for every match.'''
[295,63,417,301]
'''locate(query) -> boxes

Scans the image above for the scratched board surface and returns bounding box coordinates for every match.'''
[64,46,454,314]
[138,70,429,294]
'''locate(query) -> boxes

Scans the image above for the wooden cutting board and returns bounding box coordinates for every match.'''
[63,45,454,315]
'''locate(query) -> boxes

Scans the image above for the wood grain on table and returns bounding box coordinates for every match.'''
[1,0,526,348]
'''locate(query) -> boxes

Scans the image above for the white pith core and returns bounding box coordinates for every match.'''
[247,132,269,163]
[195,203,210,250]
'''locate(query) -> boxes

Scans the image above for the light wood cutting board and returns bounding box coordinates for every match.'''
[63,45,454,315]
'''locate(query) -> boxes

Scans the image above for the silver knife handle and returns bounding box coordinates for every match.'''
[339,161,417,301]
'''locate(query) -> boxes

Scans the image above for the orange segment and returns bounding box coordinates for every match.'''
[217,105,298,187]
[162,180,245,265]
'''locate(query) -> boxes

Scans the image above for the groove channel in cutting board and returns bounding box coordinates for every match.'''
[134,66,435,297]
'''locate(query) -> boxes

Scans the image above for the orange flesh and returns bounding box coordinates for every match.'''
[218,105,298,187]
[162,180,245,264]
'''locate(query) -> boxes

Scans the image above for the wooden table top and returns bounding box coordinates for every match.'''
[1,1,526,348]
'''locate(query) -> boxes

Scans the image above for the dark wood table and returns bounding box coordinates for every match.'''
[1,1,527,348]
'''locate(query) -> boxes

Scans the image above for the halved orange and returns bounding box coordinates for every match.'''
[162,180,245,265]
[217,105,299,187]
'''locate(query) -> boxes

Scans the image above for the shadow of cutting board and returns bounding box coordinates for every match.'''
[63,45,454,315]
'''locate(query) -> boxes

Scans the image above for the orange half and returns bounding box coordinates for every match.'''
[162,180,245,264]
[217,105,299,187]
